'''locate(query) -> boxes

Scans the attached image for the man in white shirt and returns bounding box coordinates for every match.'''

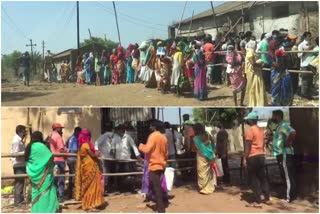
[11,125,27,207]
[112,124,142,192]
[95,129,114,194]
[298,31,314,99]
[164,122,176,168]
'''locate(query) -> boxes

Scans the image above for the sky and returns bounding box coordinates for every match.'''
[1,1,224,55]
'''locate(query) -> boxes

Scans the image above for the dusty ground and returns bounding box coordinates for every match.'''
[1,184,319,213]
[1,81,318,107]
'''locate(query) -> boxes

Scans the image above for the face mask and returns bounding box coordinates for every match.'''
[273,35,278,40]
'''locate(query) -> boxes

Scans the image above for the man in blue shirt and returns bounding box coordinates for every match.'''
[66,127,81,199]
[271,110,296,203]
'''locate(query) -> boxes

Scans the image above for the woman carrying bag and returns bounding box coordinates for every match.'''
[193,123,217,194]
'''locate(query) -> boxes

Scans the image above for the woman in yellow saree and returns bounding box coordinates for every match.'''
[245,40,267,106]
[25,131,60,213]
[193,123,216,195]
[74,129,106,212]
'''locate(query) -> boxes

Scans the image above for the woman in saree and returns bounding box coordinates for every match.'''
[74,129,105,212]
[126,44,135,83]
[75,56,84,85]
[144,42,157,88]
[25,131,59,213]
[193,123,216,194]
[193,41,208,101]
[184,47,194,90]
[271,49,293,106]
[225,45,246,106]
[132,44,140,82]
[138,41,150,83]
[171,42,184,95]
[245,40,267,106]
[110,49,119,84]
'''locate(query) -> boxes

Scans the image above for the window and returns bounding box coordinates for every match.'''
[272,4,289,19]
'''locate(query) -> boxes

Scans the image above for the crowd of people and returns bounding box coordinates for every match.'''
[39,29,319,106]
[11,110,297,212]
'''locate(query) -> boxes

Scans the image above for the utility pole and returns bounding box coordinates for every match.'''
[210,1,219,34]
[26,39,37,74]
[113,1,121,46]
[42,40,45,78]
[77,1,80,56]
[176,1,188,39]
[88,28,92,39]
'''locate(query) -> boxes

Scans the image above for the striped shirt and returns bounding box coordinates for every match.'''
[272,121,295,156]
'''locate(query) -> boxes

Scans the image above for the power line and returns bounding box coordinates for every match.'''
[98,1,167,27]
[47,3,76,43]
[94,2,166,33]
[1,6,28,39]
[2,16,28,40]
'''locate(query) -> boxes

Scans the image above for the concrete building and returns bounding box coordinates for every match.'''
[1,108,155,175]
[168,1,319,40]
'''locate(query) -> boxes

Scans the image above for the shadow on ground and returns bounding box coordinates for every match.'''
[1,91,52,102]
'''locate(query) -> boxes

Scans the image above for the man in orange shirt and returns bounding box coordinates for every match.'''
[139,120,168,213]
[243,112,270,208]
[49,123,67,202]
[203,35,215,84]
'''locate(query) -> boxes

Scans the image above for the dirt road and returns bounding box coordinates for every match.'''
[1,82,318,107]
[1,184,318,213]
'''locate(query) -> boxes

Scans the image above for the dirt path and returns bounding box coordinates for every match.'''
[1,185,318,213]
[2,82,318,107]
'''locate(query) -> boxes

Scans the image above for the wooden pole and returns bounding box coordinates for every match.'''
[175,1,188,39]
[210,1,219,34]
[187,10,195,41]
[113,1,121,45]
[179,107,182,128]
[77,1,80,56]
[241,3,244,32]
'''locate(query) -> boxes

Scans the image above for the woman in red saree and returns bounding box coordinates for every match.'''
[74,129,106,212]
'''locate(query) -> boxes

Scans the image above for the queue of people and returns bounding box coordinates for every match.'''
[37,30,318,106]
[10,109,297,212]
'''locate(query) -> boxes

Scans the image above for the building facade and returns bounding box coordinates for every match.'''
[169,1,319,40]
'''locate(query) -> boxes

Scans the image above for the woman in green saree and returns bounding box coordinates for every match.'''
[25,131,60,213]
[193,123,217,194]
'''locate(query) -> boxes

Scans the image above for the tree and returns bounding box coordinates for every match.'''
[1,50,22,78]
[80,37,118,50]
[192,108,240,127]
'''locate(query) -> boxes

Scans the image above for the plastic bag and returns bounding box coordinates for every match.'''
[164,167,175,191]
[214,158,224,177]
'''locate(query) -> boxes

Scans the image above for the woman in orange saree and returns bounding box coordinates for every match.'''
[74,129,106,212]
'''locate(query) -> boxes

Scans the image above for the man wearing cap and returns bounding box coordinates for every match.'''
[243,111,270,208]
[271,110,296,203]
[49,123,67,202]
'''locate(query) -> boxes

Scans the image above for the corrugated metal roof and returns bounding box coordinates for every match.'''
[110,108,153,123]
[52,49,74,59]
[174,1,270,26]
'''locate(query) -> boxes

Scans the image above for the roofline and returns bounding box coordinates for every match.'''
[170,1,271,27]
